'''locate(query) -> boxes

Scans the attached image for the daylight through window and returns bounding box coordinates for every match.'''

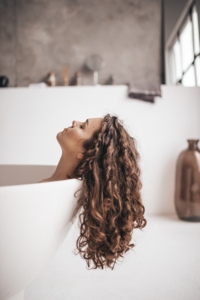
[170,2,200,86]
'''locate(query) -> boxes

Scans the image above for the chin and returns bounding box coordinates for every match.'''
[56,132,61,142]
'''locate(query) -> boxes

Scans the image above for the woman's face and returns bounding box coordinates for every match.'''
[57,117,103,158]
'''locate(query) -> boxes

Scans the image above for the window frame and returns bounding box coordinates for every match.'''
[165,0,200,86]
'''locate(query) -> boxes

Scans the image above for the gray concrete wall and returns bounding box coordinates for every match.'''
[0,0,161,87]
[0,0,16,87]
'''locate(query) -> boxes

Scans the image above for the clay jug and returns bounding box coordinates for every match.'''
[175,139,200,222]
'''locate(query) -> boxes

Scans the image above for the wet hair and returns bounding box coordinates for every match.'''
[72,114,147,270]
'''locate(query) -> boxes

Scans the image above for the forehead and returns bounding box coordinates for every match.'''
[88,117,103,125]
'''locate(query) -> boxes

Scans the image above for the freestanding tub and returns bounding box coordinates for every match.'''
[0,165,82,300]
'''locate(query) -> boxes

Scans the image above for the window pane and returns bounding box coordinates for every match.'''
[195,55,200,86]
[180,18,194,72]
[192,6,200,55]
[173,40,182,80]
[170,48,176,84]
[182,64,196,86]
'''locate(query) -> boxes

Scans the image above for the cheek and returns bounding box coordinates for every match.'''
[58,127,86,153]
[67,129,82,144]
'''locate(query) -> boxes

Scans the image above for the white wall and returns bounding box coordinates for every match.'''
[0,85,200,215]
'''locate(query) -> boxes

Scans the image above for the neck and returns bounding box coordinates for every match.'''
[48,153,78,182]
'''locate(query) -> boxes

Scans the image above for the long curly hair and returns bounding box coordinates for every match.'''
[72,114,147,270]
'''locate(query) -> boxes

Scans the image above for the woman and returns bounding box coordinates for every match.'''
[40,114,147,270]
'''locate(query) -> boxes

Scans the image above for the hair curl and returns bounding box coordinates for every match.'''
[72,114,147,270]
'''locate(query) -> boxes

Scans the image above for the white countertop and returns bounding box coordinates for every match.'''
[25,214,200,300]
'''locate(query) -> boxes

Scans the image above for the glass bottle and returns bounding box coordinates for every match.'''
[175,139,200,222]
[75,71,82,86]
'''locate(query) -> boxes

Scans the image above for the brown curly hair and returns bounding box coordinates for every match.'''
[72,114,147,270]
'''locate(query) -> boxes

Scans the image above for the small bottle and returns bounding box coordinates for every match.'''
[75,71,82,86]
[47,72,56,86]
[62,67,68,86]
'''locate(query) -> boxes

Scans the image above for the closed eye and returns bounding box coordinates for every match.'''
[80,121,87,129]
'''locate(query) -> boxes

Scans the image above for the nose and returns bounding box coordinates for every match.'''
[72,120,80,127]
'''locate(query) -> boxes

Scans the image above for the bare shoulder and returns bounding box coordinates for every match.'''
[38,178,50,183]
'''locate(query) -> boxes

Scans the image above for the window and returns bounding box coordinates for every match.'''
[169,2,200,86]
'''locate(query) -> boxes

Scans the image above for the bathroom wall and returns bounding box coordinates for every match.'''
[0,85,200,216]
[0,0,162,87]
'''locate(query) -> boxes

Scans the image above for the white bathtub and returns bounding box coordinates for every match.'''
[0,165,82,300]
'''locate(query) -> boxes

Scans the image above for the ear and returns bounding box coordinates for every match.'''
[77,152,84,160]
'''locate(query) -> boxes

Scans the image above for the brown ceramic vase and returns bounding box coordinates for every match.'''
[175,139,200,222]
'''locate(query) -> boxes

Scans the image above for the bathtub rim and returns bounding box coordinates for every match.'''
[0,177,83,190]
